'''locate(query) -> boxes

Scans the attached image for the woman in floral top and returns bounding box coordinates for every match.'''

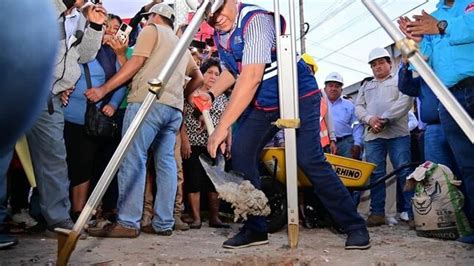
[181,58,230,229]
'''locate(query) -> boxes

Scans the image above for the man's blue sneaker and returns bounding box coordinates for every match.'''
[222,229,269,249]
[0,234,18,250]
[457,234,474,245]
[345,228,371,250]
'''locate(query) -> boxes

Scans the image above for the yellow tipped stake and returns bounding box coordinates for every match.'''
[273,0,301,247]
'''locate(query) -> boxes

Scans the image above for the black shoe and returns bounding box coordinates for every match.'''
[25,221,48,234]
[141,224,172,236]
[345,229,371,250]
[0,234,18,250]
[222,229,269,249]
[156,229,172,236]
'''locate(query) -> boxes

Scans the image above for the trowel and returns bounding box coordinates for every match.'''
[192,95,244,186]
[192,95,270,220]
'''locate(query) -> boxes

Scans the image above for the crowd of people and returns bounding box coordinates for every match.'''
[1,0,473,251]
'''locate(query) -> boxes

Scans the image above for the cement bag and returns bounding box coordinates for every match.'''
[407,161,473,240]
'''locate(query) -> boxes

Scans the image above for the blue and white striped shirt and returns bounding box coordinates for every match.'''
[219,13,276,66]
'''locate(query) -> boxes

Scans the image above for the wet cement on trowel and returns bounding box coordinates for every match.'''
[216,180,271,221]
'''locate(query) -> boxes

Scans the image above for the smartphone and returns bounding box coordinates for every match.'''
[115,23,133,44]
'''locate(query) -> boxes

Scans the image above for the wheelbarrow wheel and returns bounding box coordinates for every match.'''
[260,176,287,233]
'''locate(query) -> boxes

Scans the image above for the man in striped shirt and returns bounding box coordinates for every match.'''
[197,0,370,250]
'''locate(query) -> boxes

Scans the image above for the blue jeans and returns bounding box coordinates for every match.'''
[26,96,71,226]
[0,148,13,225]
[336,136,354,158]
[365,136,412,217]
[424,124,458,174]
[439,84,474,225]
[233,93,366,233]
[117,103,182,231]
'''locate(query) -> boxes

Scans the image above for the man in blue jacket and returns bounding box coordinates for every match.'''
[404,0,474,243]
[398,62,458,172]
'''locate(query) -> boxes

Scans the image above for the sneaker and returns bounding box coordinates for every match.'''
[366,215,385,227]
[173,216,190,231]
[0,234,18,250]
[345,229,371,250]
[12,209,38,228]
[141,224,173,236]
[46,219,88,239]
[48,219,75,232]
[88,223,139,238]
[457,234,474,245]
[222,229,269,249]
[399,212,409,222]
[386,217,398,226]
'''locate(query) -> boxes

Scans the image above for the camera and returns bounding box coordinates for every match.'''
[115,23,133,44]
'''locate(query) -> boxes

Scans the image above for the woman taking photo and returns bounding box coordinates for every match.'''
[181,57,230,229]
[63,13,128,221]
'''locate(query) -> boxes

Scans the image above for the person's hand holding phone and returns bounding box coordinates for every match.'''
[86,2,107,25]
[102,34,113,45]
[107,36,128,56]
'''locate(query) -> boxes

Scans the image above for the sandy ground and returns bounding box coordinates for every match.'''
[1,222,473,265]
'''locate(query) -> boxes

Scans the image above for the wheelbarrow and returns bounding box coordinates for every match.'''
[260,147,420,232]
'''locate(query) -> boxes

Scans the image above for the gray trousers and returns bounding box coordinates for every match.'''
[27,95,71,226]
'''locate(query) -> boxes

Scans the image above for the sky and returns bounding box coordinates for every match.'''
[103,0,439,87]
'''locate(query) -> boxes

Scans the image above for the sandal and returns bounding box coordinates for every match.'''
[189,221,202,229]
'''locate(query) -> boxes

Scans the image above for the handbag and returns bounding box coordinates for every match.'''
[83,63,118,137]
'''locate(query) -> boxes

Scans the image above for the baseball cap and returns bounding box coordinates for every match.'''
[143,3,175,22]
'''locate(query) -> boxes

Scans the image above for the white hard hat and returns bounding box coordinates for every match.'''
[368,47,390,63]
[325,72,344,85]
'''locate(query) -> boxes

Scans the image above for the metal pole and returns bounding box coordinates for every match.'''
[362,0,474,143]
[71,0,216,239]
[299,0,306,53]
[274,0,300,248]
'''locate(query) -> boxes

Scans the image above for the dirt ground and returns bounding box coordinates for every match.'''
[1,222,473,265]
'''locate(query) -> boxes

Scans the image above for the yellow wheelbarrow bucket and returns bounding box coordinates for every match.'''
[261,147,376,188]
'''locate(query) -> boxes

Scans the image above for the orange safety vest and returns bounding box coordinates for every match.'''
[320,96,330,148]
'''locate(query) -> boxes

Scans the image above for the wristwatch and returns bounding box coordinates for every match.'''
[437,20,448,35]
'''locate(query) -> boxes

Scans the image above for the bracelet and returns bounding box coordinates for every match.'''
[89,22,103,31]
[207,91,215,102]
